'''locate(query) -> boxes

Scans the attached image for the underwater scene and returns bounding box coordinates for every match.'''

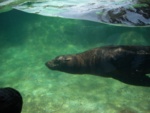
[0,2,150,113]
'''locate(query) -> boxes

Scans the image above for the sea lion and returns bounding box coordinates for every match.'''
[45,46,150,86]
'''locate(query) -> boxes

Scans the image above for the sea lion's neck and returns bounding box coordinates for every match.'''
[76,48,100,74]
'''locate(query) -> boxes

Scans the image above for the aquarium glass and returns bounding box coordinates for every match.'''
[0,0,150,113]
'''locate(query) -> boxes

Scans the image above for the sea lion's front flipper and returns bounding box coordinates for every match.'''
[112,74,150,87]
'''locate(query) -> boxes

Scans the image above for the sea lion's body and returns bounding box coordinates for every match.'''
[46,46,150,86]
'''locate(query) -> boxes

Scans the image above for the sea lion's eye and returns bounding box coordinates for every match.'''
[55,56,64,61]
[65,57,72,61]
[54,56,64,63]
[57,56,64,60]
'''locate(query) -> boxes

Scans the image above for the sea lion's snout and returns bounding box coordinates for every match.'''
[45,61,53,68]
[45,55,74,71]
[45,56,69,70]
[45,60,59,70]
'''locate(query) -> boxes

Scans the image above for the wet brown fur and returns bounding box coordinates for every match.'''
[46,46,150,86]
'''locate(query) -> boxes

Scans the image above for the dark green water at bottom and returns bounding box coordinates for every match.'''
[0,10,150,113]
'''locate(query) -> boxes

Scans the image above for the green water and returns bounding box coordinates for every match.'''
[0,10,150,113]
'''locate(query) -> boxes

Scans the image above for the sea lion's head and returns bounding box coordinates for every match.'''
[45,55,79,74]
